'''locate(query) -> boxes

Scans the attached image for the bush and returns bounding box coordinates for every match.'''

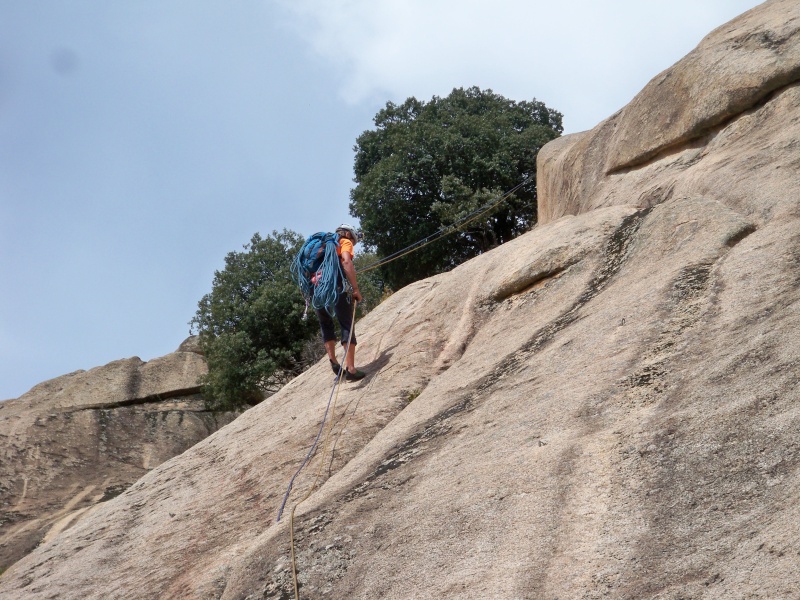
[190,230,319,410]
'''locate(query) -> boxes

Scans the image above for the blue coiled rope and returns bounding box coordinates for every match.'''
[311,242,346,312]
[290,234,347,315]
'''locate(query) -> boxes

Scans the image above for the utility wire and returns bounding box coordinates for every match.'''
[356,178,530,275]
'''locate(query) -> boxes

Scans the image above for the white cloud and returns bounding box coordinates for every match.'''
[276,0,762,132]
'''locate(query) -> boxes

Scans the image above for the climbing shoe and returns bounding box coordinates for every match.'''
[344,368,366,381]
[330,360,343,376]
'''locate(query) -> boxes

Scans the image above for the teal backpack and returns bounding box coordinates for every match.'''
[291,232,346,313]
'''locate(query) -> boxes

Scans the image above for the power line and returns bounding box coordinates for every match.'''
[357,178,530,275]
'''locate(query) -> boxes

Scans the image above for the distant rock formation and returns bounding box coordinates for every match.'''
[2,1,799,598]
[0,338,239,573]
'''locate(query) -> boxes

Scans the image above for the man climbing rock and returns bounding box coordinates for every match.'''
[320,224,366,380]
[291,224,366,381]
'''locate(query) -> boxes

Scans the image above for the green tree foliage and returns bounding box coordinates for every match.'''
[190,230,319,410]
[350,86,563,289]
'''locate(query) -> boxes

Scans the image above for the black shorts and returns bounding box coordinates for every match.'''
[316,292,357,346]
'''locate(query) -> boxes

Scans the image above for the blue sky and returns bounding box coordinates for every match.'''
[0,0,761,399]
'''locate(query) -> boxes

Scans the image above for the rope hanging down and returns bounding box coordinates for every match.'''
[274,365,343,522]
[275,299,358,524]
[275,300,358,600]
[357,178,530,275]
[277,177,529,598]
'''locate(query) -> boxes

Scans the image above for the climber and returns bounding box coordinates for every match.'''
[292,224,366,381]
[319,224,365,380]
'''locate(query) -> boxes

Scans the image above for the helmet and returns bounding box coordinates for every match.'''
[337,223,363,243]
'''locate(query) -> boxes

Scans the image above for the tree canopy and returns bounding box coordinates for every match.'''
[190,230,319,410]
[349,86,563,289]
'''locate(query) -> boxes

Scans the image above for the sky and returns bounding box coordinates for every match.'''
[0,0,762,400]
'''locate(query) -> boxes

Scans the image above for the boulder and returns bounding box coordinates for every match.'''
[0,338,240,573]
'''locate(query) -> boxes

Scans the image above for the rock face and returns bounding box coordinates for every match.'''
[537,0,800,224]
[0,339,239,573]
[2,1,799,598]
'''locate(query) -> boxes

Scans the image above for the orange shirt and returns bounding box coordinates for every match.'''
[337,237,354,258]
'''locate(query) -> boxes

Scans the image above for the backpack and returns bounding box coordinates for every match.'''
[291,232,346,312]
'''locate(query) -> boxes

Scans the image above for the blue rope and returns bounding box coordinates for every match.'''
[290,234,347,315]
[311,242,346,313]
